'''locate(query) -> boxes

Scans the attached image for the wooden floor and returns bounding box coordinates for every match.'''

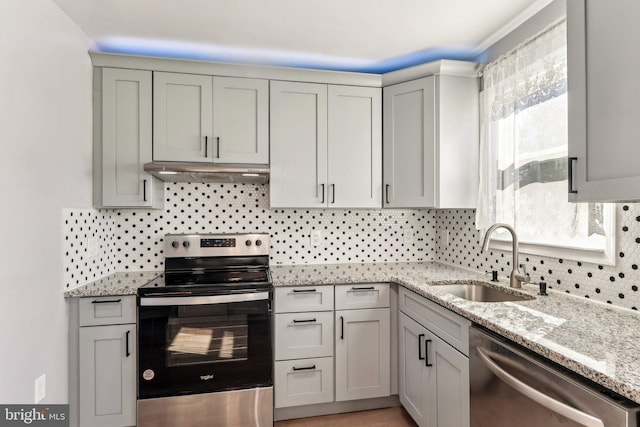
[275,406,418,427]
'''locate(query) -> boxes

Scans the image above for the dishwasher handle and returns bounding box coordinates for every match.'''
[477,348,605,427]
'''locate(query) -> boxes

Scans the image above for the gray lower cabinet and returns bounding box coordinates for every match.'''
[398,288,470,427]
[73,296,137,427]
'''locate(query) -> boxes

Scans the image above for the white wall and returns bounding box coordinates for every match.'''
[0,0,92,403]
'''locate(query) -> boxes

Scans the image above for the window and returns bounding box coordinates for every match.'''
[476,20,615,264]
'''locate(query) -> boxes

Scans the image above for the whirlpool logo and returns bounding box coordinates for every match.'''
[199,374,214,381]
[1,405,69,426]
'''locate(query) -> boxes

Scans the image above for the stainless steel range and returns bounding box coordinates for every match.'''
[137,233,273,427]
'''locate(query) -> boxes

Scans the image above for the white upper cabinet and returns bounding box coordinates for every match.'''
[153,72,213,162]
[94,68,163,208]
[270,81,381,208]
[212,77,269,164]
[270,81,328,208]
[328,86,382,208]
[567,0,640,201]
[153,72,269,164]
[383,74,479,208]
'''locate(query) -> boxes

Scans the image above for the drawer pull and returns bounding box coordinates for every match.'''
[292,365,316,371]
[293,318,316,324]
[92,299,122,304]
[425,339,433,367]
[351,286,375,291]
[292,288,317,293]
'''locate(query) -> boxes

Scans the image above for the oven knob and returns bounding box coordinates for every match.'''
[183,241,190,248]
[245,240,252,246]
[255,239,262,246]
[171,241,179,249]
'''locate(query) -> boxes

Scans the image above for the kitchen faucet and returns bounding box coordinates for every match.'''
[481,223,530,289]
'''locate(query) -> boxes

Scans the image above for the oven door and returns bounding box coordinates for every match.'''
[138,291,272,399]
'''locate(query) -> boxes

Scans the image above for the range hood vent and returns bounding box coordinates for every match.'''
[144,162,269,184]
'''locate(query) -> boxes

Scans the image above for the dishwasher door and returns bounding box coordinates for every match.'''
[470,326,640,427]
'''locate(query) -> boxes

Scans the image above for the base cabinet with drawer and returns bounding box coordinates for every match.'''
[274,286,335,408]
[72,296,137,427]
[274,284,391,410]
[398,288,470,427]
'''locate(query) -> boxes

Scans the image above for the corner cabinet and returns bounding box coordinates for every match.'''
[398,288,470,427]
[270,81,382,208]
[93,68,163,208]
[153,72,269,164]
[73,296,137,427]
[567,0,640,201]
[383,74,479,208]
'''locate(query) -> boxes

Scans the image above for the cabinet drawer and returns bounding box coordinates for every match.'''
[275,357,334,408]
[275,311,333,360]
[335,283,389,310]
[79,295,136,326]
[275,286,334,313]
[399,287,470,355]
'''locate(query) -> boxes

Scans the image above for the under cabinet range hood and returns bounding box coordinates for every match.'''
[143,162,270,184]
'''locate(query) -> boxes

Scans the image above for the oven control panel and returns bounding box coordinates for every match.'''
[164,233,269,258]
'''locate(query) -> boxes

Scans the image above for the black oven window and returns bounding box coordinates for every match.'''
[166,313,249,367]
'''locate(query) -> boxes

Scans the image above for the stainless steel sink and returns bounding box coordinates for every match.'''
[435,282,533,303]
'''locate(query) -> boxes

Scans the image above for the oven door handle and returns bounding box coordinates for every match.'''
[139,291,270,306]
[477,348,605,427]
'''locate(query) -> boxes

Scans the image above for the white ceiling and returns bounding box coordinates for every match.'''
[52,0,553,72]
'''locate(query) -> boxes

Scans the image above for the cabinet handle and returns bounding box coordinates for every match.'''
[91,299,122,304]
[143,179,147,202]
[292,288,316,293]
[125,330,131,358]
[385,184,390,204]
[292,365,316,371]
[418,334,425,360]
[292,318,316,323]
[340,316,344,340]
[216,137,221,159]
[351,286,375,291]
[568,157,578,194]
[425,339,433,367]
[320,184,325,204]
[331,184,335,204]
[204,136,209,157]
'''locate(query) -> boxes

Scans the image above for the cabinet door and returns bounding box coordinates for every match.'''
[99,68,161,208]
[398,312,429,427]
[428,333,470,427]
[212,77,269,164]
[327,86,382,208]
[335,308,390,401]
[153,72,213,162]
[567,0,640,201]
[79,324,136,427]
[383,77,436,208]
[270,81,328,208]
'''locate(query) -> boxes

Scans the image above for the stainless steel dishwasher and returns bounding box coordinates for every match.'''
[470,326,640,427]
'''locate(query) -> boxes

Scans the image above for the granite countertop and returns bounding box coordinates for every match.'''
[271,261,640,405]
[63,271,161,297]
[65,261,640,405]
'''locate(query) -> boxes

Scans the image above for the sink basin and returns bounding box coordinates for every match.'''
[435,282,533,303]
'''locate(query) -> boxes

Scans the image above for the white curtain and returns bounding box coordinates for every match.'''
[476,20,568,234]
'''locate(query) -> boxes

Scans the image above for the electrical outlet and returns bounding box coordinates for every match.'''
[403,229,414,244]
[35,374,46,403]
[87,237,99,258]
[310,230,322,247]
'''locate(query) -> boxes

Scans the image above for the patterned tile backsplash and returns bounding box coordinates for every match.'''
[63,182,435,288]
[63,183,640,311]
